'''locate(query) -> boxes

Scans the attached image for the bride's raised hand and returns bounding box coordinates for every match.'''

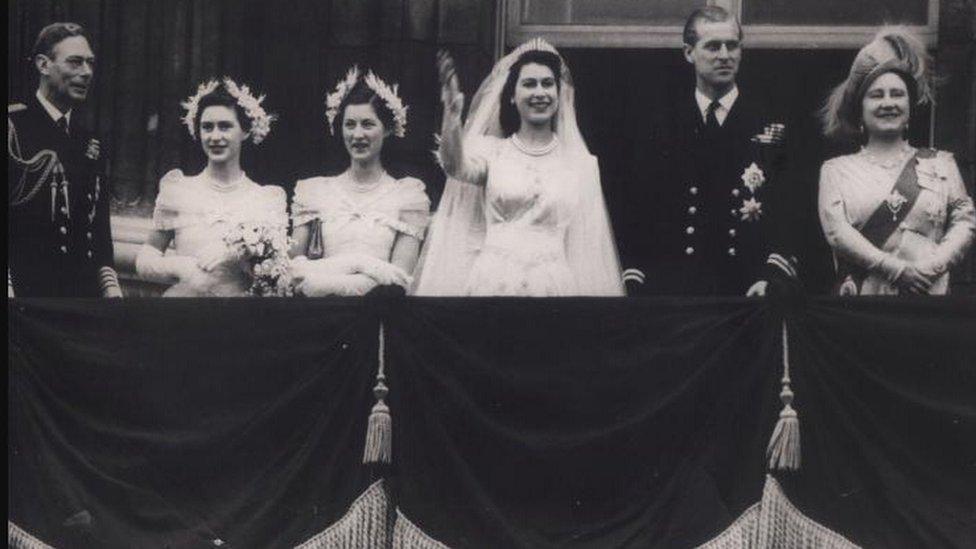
[437,49,464,118]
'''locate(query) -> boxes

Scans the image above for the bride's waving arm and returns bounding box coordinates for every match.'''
[437,50,489,185]
[437,50,465,179]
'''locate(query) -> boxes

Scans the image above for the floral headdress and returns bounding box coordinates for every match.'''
[181,77,276,144]
[325,66,361,133]
[324,66,409,138]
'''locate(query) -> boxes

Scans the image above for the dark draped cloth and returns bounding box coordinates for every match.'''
[388,298,779,548]
[388,297,976,548]
[9,298,380,548]
[9,297,976,548]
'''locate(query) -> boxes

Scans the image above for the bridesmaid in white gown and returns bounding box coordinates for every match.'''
[136,78,286,297]
[412,39,624,296]
[289,68,430,296]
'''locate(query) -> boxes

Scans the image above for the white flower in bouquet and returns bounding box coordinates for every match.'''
[252,258,273,278]
[224,221,295,296]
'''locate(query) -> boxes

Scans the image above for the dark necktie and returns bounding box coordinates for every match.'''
[704,100,721,134]
[56,116,69,136]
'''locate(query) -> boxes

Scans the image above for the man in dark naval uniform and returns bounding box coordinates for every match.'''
[621,7,799,296]
[8,22,121,297]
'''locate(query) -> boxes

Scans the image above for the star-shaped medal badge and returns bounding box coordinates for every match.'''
[739,197,763,222]
[741,162,765,194]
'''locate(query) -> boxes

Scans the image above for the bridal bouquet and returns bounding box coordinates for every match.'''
[224,221,294,296]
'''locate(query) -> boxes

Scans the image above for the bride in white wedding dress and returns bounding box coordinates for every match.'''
[412,39,623,296]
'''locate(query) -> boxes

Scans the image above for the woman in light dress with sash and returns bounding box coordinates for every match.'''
[412,39,624,296]
[819,27,974,295]
[289,68,430,296]
[136,79,287,297]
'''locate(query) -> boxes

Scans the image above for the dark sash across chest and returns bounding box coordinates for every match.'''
[835,149,932,290]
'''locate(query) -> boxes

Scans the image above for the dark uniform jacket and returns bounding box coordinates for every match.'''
[8,96,115,297]
[621,88,796,296]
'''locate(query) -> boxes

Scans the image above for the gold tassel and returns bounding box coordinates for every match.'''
[363,322,392,465]
[767,322,801,471]
[8,521,55,549]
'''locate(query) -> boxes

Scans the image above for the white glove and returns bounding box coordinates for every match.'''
[354,255,412,287]
[305,254,410,287]
[298,273,378,297]
[292,254,411,296]
[135,245,196,284]
[196,243,242,272]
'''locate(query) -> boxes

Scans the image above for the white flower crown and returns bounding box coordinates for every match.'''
[324,66,408,138]
[324,66,361,134]
[181,77,276,144]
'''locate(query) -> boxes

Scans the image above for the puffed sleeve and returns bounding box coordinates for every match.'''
[152,169,190,231]
[929,151,976,270]
[395,177,431,240]
[818,159,906,282]
[291,177,327,227]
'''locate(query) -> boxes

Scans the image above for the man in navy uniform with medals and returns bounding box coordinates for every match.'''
[621,7,800,296]
[8,22,121,298]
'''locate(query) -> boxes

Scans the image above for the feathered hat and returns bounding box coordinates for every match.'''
[821,26,933,139]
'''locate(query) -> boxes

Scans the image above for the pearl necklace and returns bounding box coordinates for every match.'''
[861,143,914,170]
[511,134,558,157]
[205,172,246,193]
[345,171,387,193]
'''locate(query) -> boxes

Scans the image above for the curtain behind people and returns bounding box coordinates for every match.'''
[7,0,497,209]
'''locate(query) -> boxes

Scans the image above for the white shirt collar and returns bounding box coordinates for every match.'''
[35,89,72,128]
[694,85,738,126]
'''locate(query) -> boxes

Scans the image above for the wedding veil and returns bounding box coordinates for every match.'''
[411,38,624,296]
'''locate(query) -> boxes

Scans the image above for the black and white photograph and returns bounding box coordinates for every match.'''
[8,0,976,547]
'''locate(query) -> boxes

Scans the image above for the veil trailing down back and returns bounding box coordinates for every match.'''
[412,38,624,296]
